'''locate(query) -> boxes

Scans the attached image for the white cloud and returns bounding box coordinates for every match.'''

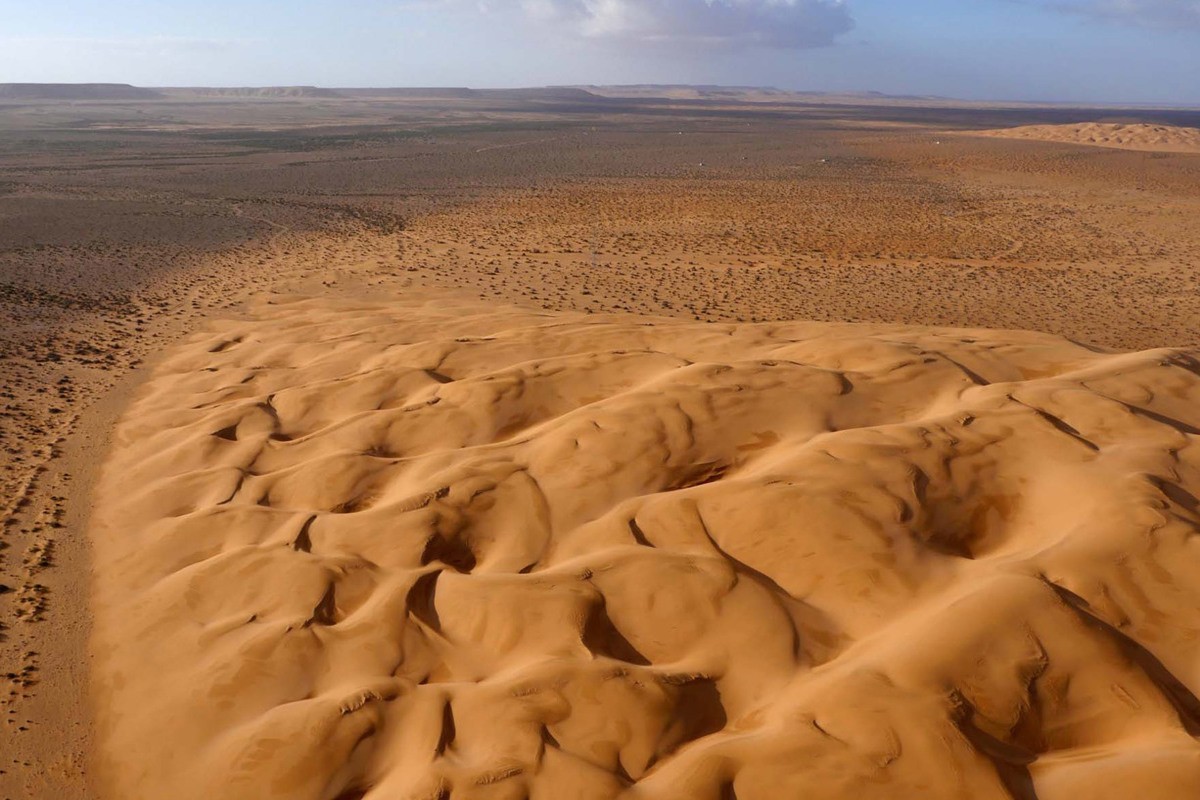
[413,0,854,48]
[1031,0,1200,27]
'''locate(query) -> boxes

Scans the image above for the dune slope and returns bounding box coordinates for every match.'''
[90,297,1200,799]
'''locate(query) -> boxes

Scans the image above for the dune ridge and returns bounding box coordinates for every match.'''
[974,122,1200,152]
[90,296,1200,799]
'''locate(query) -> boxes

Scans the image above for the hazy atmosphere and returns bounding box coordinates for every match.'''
[2,0,1199,102]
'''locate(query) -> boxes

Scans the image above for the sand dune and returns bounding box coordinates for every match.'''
[974,122,1200,153]
[89,295,1200,799]
[8,99,1200,796]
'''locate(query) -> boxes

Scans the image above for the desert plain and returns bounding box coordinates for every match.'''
[1,84,1199,799]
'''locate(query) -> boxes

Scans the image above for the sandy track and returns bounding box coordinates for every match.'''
[90,296,1200,799]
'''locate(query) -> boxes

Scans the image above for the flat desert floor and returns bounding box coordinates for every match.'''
[1,88,1199,799]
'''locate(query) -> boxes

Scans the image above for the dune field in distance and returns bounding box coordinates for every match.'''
[975,122,1200,153]
[1,85,1199,799]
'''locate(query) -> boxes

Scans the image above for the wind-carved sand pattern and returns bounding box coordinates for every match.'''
[91,297,1200,799]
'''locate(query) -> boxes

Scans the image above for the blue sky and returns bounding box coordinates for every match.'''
[1,0,1198,103]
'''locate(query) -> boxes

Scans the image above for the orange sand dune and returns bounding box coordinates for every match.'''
[90,296,1200,799]
[973,122,1200,153]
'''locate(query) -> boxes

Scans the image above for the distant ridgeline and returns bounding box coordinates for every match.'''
[0,83,610,103]
[166,86,345,98]
[0,84,338,100]
[0,83,164,100]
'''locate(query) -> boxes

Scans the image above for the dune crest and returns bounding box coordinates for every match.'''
[973,122,1200,152]
[90,297,1200,799]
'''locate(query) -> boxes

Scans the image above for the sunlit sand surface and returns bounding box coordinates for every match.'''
[91,296,1200,799]
[975,122,1200,153]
